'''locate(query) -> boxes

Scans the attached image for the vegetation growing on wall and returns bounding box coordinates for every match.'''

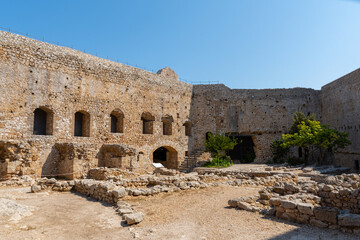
[203,132,239,168]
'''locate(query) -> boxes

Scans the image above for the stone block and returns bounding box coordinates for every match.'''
[296,214,310,223]
[259,191,271,200]
[269,197,281,206]
[314,207,338,224]
[228,198,241,208]
[280,212,297,222]
[117,200,131,208]
[284,184,300,193]
[119,208,133,215]
[112,188,126,199]
[338,213,360,227]
[310,219,328,228]
[237,201,253,212]
[31,184,41,193]
[124,212,145,225]
[322,185,334,192]
[281,200,297,209]
[297,202,314,215]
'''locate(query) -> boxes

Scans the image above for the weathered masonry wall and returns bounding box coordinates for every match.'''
[0,29,360,177]
[191,85,321,163]
[321,68,360,170]
[0,31,194,179]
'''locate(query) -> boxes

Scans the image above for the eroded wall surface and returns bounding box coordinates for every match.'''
[321,68,360,169]
[191,85,321,163]
[0,29,359,176]
[0,31,193,178]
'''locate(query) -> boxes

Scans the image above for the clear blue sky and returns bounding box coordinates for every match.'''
[1,0,360,89]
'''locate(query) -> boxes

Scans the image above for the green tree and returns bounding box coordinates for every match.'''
[270,139,289,163]
[281,118,351,164]
[204,132,239,167]
[289,111,316,134]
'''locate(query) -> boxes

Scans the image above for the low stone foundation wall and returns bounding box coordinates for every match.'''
[73,179,127,204]
[88,167,139,181]
[28,167,300,202]
[228,172,360,234]
[30,178,74,192]
[0,175,34,187]
[195,167,298,187]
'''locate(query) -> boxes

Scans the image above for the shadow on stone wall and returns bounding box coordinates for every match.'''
[41,145,60,179]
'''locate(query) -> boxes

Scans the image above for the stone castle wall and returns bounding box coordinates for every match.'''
[321,68,360,170]
[191,85,321,163]
[0,31,193,179]
[0,30,359,178]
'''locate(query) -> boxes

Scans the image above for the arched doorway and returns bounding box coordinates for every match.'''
[152,146,178,169]
[226,134,256,163]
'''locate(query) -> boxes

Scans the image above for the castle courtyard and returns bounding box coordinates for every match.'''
[0,184,357,240]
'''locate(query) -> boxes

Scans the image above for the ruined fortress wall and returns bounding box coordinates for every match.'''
[191,85,321,163]
[1,30,359,176]
[321,68,360,169]
[0,31,193,178]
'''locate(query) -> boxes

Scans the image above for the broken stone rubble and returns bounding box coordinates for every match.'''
[228,169,360,234]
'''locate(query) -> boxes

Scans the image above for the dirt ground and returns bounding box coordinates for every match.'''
[0,185,358,240]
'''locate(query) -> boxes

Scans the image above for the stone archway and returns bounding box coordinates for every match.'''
[152,146,178,170]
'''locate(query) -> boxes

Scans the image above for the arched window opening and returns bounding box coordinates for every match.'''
[33,107,53,135]
[74,111,90,137]
[110,109,124,133]
[141,112,154,134]
[161,115,173,136]
[183,121,192,136]
[205,132,212,141]
[152,146,178,169]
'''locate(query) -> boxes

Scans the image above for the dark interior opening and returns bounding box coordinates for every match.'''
[355,160,360,171]
[141,112,154,134]
[162,122,168,135]
[110,110,124,133]
[142,120,148,134]
[226,134,256,163]
[153,147,168,162]
[110,114,117,133]
[205,132,212,141]
[33,108,47,135]
[184,122,192,136]
[298,147,303,158]
[74,112,83,136]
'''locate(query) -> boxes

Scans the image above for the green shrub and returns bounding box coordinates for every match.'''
[204,132,238,167]
[202,156,233,168]
[204,132,238,158]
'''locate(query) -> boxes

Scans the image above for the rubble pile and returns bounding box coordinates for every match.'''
[228,171,360,234]
[0,176,35,187]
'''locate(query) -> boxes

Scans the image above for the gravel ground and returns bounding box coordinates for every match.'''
[0,186,358,240]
